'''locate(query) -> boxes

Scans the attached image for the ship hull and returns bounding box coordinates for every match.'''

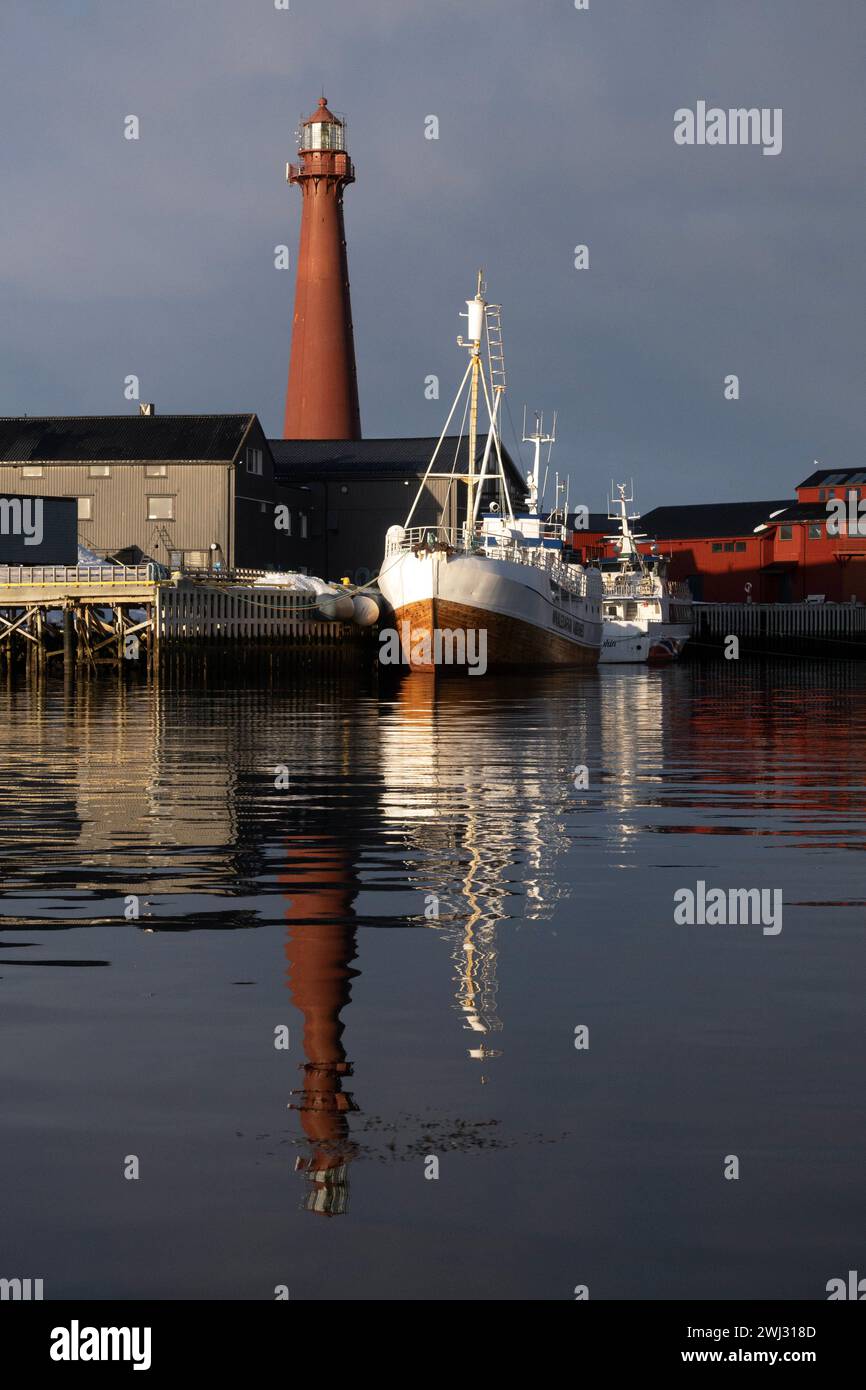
[378,549,602,672]
[600,622,650,663]
[600,619,692,664]
[647,627,691,663]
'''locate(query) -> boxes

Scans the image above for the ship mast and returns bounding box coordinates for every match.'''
[606,482,647,571]
[465,270,485,525]
[404,274,514,534]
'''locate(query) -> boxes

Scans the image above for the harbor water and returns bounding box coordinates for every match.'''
[1,662,864,1300]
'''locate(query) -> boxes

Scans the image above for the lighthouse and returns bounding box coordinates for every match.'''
[283,98,362,441]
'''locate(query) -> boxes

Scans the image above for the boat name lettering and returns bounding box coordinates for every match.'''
[552,610,584,636]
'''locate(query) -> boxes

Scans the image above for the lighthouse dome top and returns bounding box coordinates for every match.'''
[300,97,347,151]
[306,97,341,125]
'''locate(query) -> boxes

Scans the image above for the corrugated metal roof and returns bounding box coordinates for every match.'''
[270,436,524,486]
[639,500,793,540]
[0,415,255,463]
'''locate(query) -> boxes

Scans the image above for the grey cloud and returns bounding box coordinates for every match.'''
[0,0,862,507]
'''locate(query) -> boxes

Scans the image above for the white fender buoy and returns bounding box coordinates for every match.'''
[317,590,355,622]
[352,594,380,627]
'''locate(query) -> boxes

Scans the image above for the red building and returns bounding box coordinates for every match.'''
[564,512,610,565]
[571,468,866,604]
[632,498,790,602]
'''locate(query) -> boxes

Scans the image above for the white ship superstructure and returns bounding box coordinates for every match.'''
[599,484,694,664]
[377,276,603,672]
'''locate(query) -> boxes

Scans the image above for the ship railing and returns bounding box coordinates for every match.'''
[391,522,565,551]
[387,525,460,554]
[554,569,592,598]
[389,524,511,555]
[601,574,661,597]
[388,525,593,595]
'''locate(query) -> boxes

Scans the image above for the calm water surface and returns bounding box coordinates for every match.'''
[1,662,864,1300]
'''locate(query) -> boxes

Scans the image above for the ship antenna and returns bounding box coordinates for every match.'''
[522,407,555,516]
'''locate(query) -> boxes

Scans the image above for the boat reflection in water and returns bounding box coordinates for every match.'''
[378,672,582,1069]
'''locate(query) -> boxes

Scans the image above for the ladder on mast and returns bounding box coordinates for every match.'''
[485,304,506,393]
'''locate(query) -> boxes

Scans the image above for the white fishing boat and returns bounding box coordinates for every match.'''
[377,277,603,672]
[599,484,694,664]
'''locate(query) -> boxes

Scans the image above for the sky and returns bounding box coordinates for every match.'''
[0,0,862,510]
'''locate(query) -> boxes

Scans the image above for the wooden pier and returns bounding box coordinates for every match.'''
[0,563,158,673]
[692,601,866,655]
[0,565,368,675]
[156,582,352,645]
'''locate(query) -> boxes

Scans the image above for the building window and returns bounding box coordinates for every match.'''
[145,464,167,477]
[184,550,208,568]
[247,448,263,476]
[818,488,826,501]
[148,496,174,520]
[77,496,93,521]
[169,550,183,568]
[779,525,793,540]
[735,541,746,552]
[808,524,822,539]
[22,465,44,477]
[711,542,723,553]
[724,542,735,552]
[89,465,111,478]
[260,501,268,514]
[300,511,309,539]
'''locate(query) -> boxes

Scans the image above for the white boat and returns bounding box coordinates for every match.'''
[598,484,694,664]
[377,277,603,672]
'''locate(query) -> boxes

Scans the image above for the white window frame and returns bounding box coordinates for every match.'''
[147,495,175,520]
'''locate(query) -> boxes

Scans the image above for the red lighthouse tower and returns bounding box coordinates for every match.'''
[283,98,362,440]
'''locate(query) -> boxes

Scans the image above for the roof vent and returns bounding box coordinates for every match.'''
[139,403,155,416]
